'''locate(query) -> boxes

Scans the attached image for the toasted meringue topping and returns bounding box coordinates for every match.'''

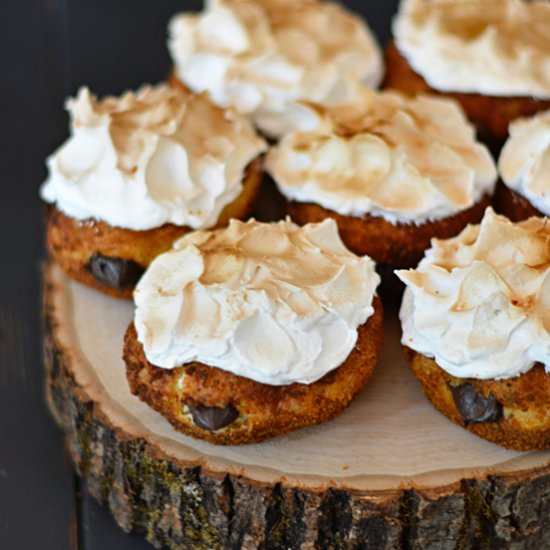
[267,88,496,224]
[394,0,550,98]
[397,208,550,380]
[134,218,380,385]
[168,0,383,138]
[499,110,550,215]
[41,84,266,231]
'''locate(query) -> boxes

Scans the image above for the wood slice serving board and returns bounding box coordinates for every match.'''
[43,262,550,549]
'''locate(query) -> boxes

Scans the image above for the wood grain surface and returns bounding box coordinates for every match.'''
[2,1,398,548]
[44,261,550,548]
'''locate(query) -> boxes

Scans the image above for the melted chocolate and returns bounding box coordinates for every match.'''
[189,403,239,431]
[86,253,144,290]
[450,384,503,425]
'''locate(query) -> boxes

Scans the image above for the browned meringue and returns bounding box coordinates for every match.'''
[398,208,550,380]
[41,84,266,230]
[267,88,497,224]
[394,0,550,98]
[499,109,550,216]
[168,0,383,138]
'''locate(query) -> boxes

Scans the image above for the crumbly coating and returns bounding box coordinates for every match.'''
[492,180,544,222]
[383,42,550,153]
[287,195,491,269]
[403,346,550,451]
[45,159,263,299]
[124,297,384,445]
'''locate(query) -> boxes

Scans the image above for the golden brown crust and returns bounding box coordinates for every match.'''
[402,346,550,451]
[124,297,384,445]
[383,42,550,152]
[288,194,492,269]
[45,207,187,299]
[492,180,545,222]
[45,159,263,299]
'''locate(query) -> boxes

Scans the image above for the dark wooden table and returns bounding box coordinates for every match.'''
[1,1,397,548]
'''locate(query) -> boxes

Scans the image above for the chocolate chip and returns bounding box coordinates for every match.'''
[189,403,239,431]
[86,253,144,290]
[450,384,503,425]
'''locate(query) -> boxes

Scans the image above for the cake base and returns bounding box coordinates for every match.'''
[493,180,545,222]
[43,262,550,549]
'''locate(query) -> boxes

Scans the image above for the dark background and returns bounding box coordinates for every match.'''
[1,1,398,548]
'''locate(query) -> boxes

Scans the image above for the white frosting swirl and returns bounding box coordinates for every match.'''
[168,0,383,138]
[41,85,266,231]
[394,0,550,98]
[134,218,380,385]
[499,109,550,215]
[397,208,550,380]
[267,88,497,224]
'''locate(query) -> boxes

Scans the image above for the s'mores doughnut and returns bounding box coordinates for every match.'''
[495,109,550,221]
[267,87,497,274]
[41,84,266,298]
[124,218,383,445]
[398,209,550,450]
